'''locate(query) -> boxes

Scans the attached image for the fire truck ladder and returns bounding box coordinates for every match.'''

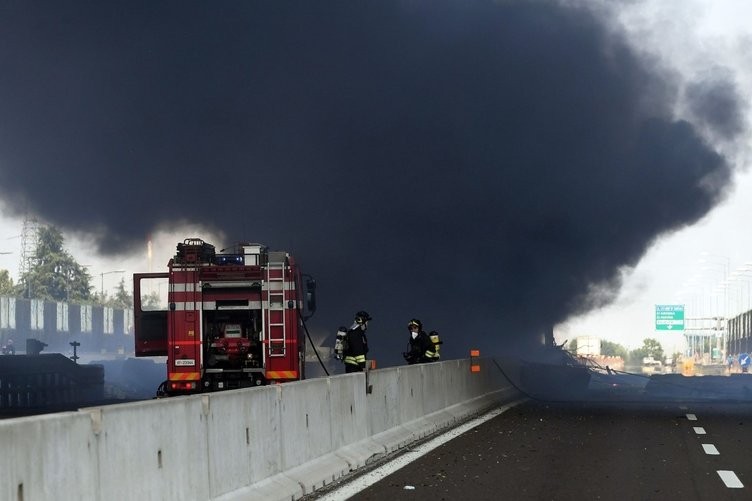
[266,260,287,357]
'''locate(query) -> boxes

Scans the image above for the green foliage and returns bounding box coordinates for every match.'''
[103,277,133,309]
[601,340,628,359]
[141,291,163,310]
[0,269,15,295]
[19,226,93,302]
[628,347,646,363]
[629,338,664,363]
[566,338,627,359]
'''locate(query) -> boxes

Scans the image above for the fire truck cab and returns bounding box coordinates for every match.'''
[133,238,316,396]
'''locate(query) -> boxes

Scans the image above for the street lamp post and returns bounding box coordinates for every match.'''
[699,253,731,360]
[699,252,731,310]
[727,275,748,317]
[732,265,752,314]
[100,270,125,297]
[726,267,752,358]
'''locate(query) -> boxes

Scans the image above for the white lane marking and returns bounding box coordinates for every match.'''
[702,444,719,455]
[315,399,526,501]
[679,406,688,410]
[693,427,706,435]
[717,470,744,488]
[686,414,697,421]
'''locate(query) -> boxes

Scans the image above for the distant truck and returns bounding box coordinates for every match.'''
[663,356,674,374]
[641,357,663,375]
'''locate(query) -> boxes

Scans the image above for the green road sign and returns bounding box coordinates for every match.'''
[655,304,685,331]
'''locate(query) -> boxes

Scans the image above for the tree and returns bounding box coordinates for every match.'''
[141,291,163,310]
[601,340,628,359]
[0,269,15,295]
[105,277,133,309]
[20,226,93,302]
[630,338,664,363]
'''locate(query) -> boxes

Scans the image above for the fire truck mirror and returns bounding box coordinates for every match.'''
[304,277,317,318]
[306,277,316,291]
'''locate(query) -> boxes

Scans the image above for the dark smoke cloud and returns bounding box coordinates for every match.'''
[685,73,747,140]
[0,1,745,365]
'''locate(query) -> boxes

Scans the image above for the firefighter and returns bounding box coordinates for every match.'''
[343,310,371,373]
[427,330,441,362]
[403,319,436,364]
[3,339,14,356]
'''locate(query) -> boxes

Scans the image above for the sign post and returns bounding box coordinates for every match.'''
[655,304,685,331]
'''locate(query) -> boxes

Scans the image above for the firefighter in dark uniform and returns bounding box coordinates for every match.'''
[343,311,371,373]
[2,339,14,355]
[403,319,437,364]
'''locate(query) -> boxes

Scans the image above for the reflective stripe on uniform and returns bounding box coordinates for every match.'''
[424,350,440,361]
[344,355,366,365]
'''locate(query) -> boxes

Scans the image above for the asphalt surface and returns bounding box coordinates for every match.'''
[334,400,752,500]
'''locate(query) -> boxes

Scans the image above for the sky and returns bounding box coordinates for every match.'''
[559,0,752,354]
[0,0,750,366]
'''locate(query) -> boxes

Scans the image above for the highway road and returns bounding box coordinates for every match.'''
[313,399,752,500]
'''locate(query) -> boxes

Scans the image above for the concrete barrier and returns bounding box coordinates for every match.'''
[205,385,281,497]
[0,358,517,501]
[93,395,211,501]
[0,411,97,501]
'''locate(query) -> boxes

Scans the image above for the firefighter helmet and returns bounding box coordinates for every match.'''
[407,319,422,330]
[355,311,372,324]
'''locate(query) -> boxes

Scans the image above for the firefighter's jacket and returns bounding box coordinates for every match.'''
[405,330,436,364]
[344,325,368,366]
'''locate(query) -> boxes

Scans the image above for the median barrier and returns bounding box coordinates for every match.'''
[206,385,281,496]
[93,395,210,501]
[0,411,97,501]
[0,357,518,501]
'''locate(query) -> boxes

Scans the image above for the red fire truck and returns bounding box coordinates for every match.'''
[133,238,316,396]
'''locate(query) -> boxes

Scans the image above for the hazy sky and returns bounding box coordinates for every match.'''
[1,1,750,364]
[559,0,752,353]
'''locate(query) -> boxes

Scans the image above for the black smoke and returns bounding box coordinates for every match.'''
[0,1,745,366]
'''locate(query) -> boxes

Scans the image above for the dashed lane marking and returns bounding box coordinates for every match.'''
[717,470,744,488]
[682,410,741,490]
[702,444,719,455]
